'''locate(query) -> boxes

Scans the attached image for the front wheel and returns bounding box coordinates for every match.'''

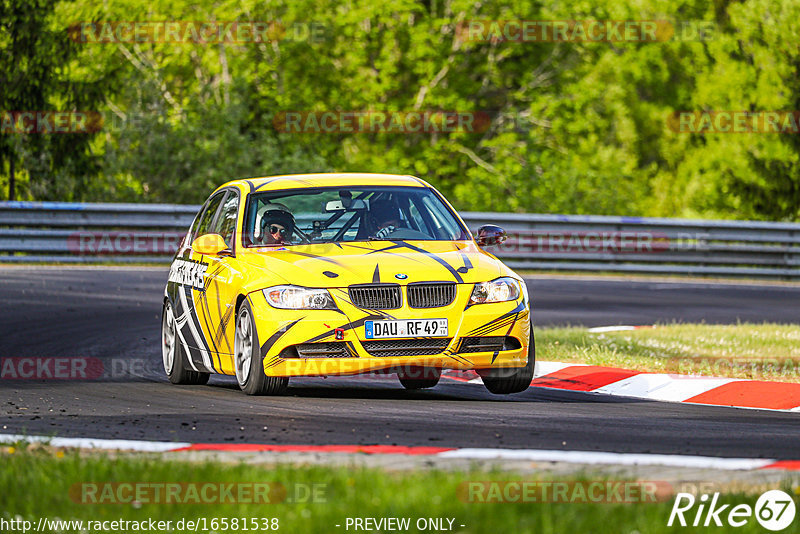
[162,301,210,385]
[480,331,535,395]
[234,300,288,396]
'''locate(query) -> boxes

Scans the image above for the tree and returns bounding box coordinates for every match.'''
[0,0,106,200]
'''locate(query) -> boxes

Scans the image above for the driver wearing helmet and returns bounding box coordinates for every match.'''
[258,203,295,245]
[369,197,403,239]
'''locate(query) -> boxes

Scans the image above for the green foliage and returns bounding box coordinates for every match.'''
[0,0,798,220]
[0,0,109,200]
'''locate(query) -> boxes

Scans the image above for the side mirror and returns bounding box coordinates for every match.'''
[191,234,230,256]
[476,225,507,247]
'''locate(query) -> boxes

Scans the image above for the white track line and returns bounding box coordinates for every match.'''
[587,326,639,333]
[437,448,774,470]
[0,433,791,470]
[0,433,190,452]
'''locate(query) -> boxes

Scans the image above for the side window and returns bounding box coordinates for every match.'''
[193,192,226,240]
[213,191,239,249]
[187,210,204,243]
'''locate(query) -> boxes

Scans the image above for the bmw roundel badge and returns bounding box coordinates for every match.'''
[395,273,408,280]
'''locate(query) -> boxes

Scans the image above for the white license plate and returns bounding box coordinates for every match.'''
[365,319,448,339]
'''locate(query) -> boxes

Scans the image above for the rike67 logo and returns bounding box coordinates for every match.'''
[668,490,796,531]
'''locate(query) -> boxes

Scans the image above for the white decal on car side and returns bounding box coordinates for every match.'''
[178,286,213,371]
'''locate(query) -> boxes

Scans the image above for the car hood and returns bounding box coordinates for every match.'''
[237,240,511,289]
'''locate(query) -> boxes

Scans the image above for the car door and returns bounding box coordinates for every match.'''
[196,189,244,374]
[168,190,226,373]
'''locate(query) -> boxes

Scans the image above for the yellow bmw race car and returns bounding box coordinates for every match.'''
[161,173,533,395]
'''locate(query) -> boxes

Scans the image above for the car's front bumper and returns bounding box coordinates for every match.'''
[247,284,531,377]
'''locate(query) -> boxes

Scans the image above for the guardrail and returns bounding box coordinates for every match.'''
[1,201,798,279]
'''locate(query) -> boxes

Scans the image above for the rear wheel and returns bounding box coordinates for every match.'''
[398,367,441,390]
[234,300,288,396]
[480,330,535,395]
[162,301,210,385]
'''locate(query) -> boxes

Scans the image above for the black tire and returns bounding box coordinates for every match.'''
[234,300,288,396]
[162,301,210,385]
[480,330,535,395]
[398,367,441,390]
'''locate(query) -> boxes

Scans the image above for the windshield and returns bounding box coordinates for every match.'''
[243,186,470,247]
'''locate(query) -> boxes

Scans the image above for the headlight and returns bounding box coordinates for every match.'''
[263,286,337,309]
[469,277,521,304]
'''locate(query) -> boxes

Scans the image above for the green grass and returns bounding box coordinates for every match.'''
[1,447,798,534]
[537,323,800,382]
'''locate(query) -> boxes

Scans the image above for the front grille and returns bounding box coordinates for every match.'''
[349,284,402,309]
[285,342,354,358]
[407,282,456,308]
[457,336,515,353]
[362,338,451,357]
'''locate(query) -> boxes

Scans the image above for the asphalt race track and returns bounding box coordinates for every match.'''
[1,267,798,458]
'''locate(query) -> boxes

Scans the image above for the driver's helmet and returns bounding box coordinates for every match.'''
[369,197,401,229]
[258,203,295,241]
